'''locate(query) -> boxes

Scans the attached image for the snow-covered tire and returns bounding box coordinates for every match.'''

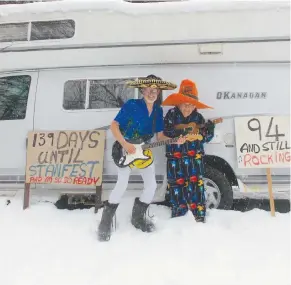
[204,165,234,210]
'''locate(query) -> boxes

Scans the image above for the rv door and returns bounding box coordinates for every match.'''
[0,71,38,185]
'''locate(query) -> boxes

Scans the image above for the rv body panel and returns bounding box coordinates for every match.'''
[0,1,289,197]
[0,41,290,73]
[31,63,290,183]
[0,1,289,51]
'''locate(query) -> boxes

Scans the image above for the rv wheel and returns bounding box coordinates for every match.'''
[204,165,233,210]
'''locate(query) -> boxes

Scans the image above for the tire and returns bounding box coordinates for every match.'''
[204,165,234,210]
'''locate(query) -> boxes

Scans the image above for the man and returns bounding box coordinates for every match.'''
[98,74,180,241]
[162,79,215,223]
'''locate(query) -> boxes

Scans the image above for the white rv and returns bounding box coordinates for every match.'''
[0,0,290,208]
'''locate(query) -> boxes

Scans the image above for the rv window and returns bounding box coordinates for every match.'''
[0,23,28,42]
[30,20,75,41]
[63,80,86,110]
[88,79,135,109]
[0,75,31,121]
[63,78,135,110]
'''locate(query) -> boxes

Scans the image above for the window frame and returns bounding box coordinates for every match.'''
[0,74,32,121]
[0,19,75,43]
[63,79,87,111]
[62,76,139,113]
[0,22,29,43]
[30,19,75,41]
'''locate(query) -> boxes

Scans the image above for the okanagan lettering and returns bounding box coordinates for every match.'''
[216,92,267,100]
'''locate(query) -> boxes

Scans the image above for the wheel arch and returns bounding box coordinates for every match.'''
[203,155,238,187]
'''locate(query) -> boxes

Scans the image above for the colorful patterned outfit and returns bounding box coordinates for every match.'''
[163,107,215,220]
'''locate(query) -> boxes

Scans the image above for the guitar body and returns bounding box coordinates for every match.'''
[112,140,154,169]
[111,133,203,169]
[174,117,223,140]
[130,149,153,169]
[175,122,199,134]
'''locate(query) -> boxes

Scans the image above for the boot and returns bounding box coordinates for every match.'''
[195,216,206,223]
[193,204,206,223]
[131,198,155,232]
[97,201,118,241]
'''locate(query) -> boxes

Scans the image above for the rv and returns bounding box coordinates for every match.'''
[0,0,290,209]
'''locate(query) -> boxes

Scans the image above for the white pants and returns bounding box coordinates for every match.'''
[108,164,157,204]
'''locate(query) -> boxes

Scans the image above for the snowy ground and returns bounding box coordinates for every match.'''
[0,195,290,285]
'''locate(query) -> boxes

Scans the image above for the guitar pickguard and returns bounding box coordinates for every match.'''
[130,149,154,169]
[112,140,154,169]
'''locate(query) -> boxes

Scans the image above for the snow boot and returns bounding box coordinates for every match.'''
[97,201,119,241]
[195,216,206,223]
[131,198,155,232]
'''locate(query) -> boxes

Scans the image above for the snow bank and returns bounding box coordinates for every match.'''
[0,196,290,285]
[0,0,289,17]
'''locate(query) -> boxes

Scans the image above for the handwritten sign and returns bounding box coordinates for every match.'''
[25,130,106,186]
[234,116,290,168]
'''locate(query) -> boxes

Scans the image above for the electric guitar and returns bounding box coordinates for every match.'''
[112,133,202,170]
[175,117,223,139]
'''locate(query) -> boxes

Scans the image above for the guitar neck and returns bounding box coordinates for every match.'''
[142,137,178,150]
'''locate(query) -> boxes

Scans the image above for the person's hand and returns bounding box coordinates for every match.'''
[123,141,136,154]
[175,135,187,145]
[206,120,215,132]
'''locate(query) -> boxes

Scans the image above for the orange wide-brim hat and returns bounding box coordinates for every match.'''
[162,79,213,109]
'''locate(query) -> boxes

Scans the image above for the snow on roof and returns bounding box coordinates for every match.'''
[0,0,289,17]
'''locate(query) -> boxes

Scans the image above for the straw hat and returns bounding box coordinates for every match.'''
[126,74,177,90]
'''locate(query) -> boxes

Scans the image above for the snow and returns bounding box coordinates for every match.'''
[0,195,290,285]
[0,0,289,17]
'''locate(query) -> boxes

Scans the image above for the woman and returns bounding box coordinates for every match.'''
[162,79,215,222]
[98,74,178,241]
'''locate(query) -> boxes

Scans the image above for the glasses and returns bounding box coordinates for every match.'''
[182,103,195,108]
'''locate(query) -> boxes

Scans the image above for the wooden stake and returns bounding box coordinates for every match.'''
[23,183,31,210]
[23,137,30,210]
[94,185,103,214]
[95,145,105,214]
[266,168,275,217]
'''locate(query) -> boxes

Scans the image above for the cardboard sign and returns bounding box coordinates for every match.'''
[25,130,106,186]
[235,116,290,168]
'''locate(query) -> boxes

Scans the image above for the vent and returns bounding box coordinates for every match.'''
[124,0,188,3]
[198,43,223,55]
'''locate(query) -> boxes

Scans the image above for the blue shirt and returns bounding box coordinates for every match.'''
[114,99,164,141]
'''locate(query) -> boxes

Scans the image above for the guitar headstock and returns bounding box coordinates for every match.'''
[212,117,223,124]
[186,133,203,141]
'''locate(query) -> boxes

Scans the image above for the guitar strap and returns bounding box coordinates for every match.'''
[151,105,158,136]
[137,101,159,143]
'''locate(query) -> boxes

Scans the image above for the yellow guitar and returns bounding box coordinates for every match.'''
[112,133,202,170]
